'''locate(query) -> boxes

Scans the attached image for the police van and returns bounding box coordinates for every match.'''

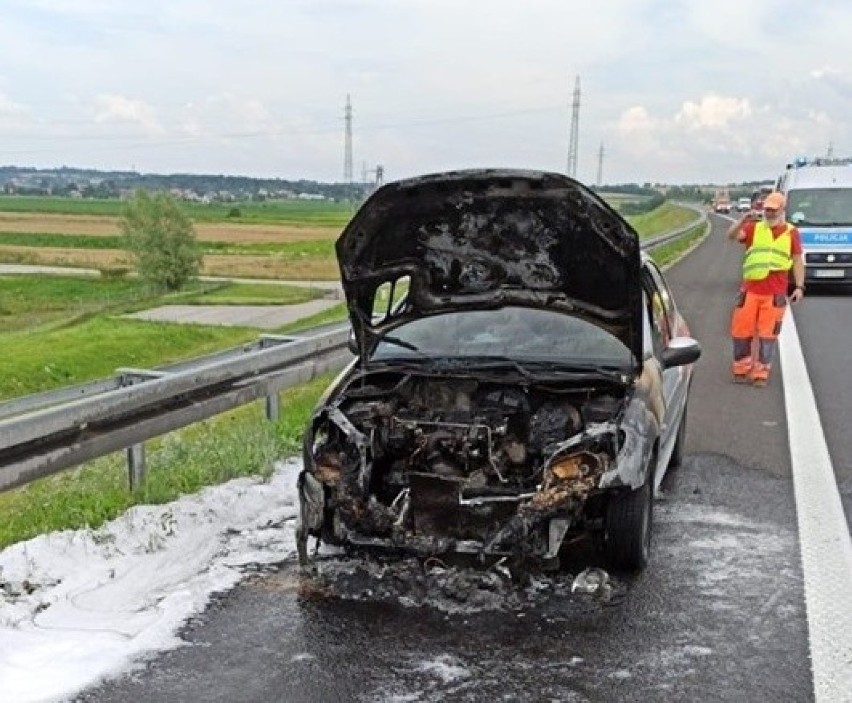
[777,157,852,286]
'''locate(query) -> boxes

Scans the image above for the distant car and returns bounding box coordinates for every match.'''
[714,200,732,214]
[737,197,752,212]
[296,169,701,574]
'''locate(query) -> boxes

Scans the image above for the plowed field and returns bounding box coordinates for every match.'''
[0,212,338,243]
[0,245,339,280]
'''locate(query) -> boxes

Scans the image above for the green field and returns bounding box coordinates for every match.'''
[0,195,354,226]
[0,196,703,283]
[0,231,337,257]
[0,274,338,398]
[0,316,259,399]
[0,275,162,331]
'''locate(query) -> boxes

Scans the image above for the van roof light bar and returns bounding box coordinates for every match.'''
[791,156,852,168]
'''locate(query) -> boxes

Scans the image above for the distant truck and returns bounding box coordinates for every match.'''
[713,188,732,214]
[777,157,852,286]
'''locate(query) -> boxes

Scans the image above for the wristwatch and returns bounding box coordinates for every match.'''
[794,285,805,293]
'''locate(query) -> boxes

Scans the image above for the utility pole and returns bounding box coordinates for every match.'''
[596,141,604,186]
[826,141,834,158]
[566,75,581,178]
[343,94,353,201]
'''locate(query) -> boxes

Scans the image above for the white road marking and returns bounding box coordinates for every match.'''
[780,312,852,703]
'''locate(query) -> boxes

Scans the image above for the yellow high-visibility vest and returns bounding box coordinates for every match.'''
[742,222,792,281]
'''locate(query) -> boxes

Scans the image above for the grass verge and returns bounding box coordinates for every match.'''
[275,302,349,333]
[0,317,258,399]
[628,202,699,239]
[1,274,342,400]
[180,282,324,306]
[648,222,709,268]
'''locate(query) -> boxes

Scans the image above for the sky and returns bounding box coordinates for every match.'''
[1,0,851,186]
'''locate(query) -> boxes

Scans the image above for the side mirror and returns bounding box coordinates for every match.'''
[347,328,358,355]
[661,336,701,369]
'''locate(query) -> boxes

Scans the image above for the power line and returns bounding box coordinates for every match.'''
[0,101,576,160]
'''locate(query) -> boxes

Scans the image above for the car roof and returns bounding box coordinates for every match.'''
[785,165,852,189]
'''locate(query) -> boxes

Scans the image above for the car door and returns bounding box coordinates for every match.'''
[641,260,689,471]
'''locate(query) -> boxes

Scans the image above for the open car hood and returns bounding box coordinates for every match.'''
[337,169,643,362]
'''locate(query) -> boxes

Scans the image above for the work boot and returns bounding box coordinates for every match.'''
[731,358,752,384]
[750,362,770,387]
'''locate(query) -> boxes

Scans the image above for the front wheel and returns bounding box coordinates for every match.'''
[604,478,652,572]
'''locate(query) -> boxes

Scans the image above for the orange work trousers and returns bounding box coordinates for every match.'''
[730,291,787,377]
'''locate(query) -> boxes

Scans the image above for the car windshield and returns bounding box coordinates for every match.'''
[370,306,633,370]
[788,188,852,226]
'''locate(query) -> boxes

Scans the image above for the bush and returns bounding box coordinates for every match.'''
[227,207,242,218]
[120,190,202,291]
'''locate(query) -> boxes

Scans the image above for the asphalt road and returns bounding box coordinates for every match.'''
[77,215,842,703]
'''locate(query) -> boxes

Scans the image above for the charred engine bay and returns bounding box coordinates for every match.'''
[305,371,626,564]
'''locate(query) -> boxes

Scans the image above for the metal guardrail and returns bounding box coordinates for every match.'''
[0,203,707,496]
[0,326,351,493]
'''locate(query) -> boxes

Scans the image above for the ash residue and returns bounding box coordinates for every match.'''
[303,556,624,614]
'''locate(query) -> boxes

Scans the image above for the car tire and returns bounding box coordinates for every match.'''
[604,475,652,572]
[668,403,688,470]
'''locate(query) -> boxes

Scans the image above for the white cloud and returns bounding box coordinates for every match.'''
[0,91,26,116]
[93,94,164,134]
[809,65,852,99]
[618,106,657,134]
[675,96,752,131]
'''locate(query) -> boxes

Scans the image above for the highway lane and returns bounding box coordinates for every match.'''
[789,287,852,525]
[671,215,793,477]
[77,214,826,703]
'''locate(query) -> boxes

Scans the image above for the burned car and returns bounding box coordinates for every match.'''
[297,170,700,572]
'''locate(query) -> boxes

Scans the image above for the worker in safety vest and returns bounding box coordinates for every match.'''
[726,191,805,386]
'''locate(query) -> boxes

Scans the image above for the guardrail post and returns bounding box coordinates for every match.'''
[127,443,146,491]
[265,392,280,422]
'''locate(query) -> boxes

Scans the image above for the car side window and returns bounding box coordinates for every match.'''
[645,261,676,322]
[642,268,671,356]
